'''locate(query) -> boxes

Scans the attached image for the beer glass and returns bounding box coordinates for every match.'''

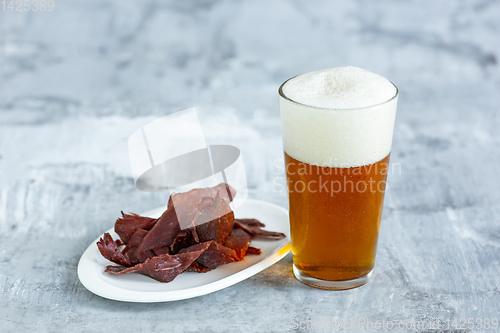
[279,68,398,290]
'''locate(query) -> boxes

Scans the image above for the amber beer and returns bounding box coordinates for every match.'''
[285,153,390,281]
[279,67,398,289]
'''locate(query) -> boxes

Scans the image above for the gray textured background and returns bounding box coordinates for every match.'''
[1,0,499,332]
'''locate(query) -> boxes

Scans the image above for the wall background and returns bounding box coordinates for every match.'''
[1,0,499,331]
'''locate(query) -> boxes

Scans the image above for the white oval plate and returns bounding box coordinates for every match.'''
[78,199,291,302]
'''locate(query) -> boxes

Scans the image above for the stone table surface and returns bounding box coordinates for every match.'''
[1,0,499,332]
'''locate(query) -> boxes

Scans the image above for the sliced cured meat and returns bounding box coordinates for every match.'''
[234,218,265,228]
[181,241,238,270]
[185,261,211,273]
[152,246,170,256]
[135,206,180,261]
[191,195,234,244]
[169,230,195,254]
[168,183,236,230]
[105,249,207,283]
[234,220,286,239]
[133,183,236,258]
[97,184,289,283]
[245,246,261,256]
[168,183,236,213]
[123,228,148,264]
[97,233,131,267]
[224,228,251,260]
[197,242,238,269]
[122,229,147,254]
[137,250,155,263]
[115,212,157,244]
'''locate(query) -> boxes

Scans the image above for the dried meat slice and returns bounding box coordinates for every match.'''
[115,212,157,244]
[122,228,148,264]
[234,218,265,228]
[180,241,238,270]
[97,233,131,267]
[168,183,236,231]
[135,206,180,262]
[169,230,195,254]
[245,246,261,256]
[191,195,234,244]
[152,246,170,256]
[185,261,211,273]
[234,220,286,240]
[224,228,251,260]
[137,250,155,263]
[116,184,236,263]
[168,183,236,212]
[105,248,207,283]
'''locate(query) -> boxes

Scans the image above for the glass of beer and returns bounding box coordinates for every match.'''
[279,67,398,290]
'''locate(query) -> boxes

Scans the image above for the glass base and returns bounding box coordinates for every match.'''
[293,264,373,290]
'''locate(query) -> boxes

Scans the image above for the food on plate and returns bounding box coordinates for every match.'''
[96,183,285,282]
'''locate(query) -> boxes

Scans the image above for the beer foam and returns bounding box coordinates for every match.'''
[282,67,396,109]
[280,67,398,167]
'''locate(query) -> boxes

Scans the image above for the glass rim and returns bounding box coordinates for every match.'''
[278,74,399,111]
